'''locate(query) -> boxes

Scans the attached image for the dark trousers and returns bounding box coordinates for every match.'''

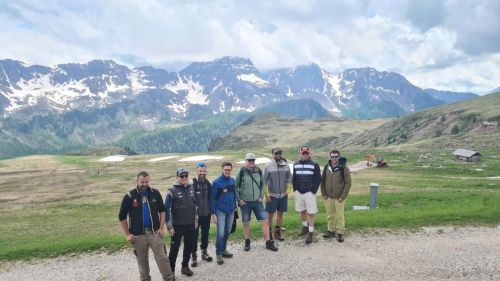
[193,215,211,252]
[169,224,195,271]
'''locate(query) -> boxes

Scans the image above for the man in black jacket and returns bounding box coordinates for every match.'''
[165,168,197,278]
[118,171,174,281]
[292,146,321,244]
[191,162,213,267]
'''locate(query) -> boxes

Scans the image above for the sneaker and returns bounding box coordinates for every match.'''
[181,266,193,277]
[298,226,308,237]
[322,231,336,239]
[265,240,278,252]
[305,232,313,244]
[274,228,284,241]
[337,234,344,243]
[222,250,233,258]
[201,249,213,262]
[190,252,197,267]
[244,239,251,251]
[216,255,224,265]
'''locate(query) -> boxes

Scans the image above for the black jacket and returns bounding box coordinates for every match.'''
[292,158,321,194]
[118,187,166,236]
[193,177,212,217]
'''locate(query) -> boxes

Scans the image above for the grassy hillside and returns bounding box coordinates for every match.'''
[340,92,500,150]
[210,113,388,152]
[0,149,498,261]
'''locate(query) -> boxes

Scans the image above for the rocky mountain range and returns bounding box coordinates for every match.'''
[0,57,478,120]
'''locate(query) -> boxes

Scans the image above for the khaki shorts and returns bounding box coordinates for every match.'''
[294,191,318,214]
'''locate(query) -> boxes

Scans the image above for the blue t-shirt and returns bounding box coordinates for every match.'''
[140,189,152,228]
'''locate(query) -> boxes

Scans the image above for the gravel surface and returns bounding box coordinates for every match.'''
[1,226,499,281]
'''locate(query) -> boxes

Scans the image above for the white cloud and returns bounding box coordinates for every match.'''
[0,0,498,93]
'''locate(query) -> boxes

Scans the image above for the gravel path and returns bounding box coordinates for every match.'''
[1,226,498,281]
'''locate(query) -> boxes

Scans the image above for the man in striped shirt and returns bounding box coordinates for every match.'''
[292,146,321,244]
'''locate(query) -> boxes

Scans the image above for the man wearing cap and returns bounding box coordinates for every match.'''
[292,146,321,244]
[165,168,197,277]
[210,162,237,265]
[235,153,278,252]
[118,171,174,281]
[190,162,213,267]
[263,147,292,241]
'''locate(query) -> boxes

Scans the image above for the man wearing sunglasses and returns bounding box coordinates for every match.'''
[292,146,321,244]
[320,150,351,242]
[236,153,278,252]
[263,147,292,241]
[165,168,197,278]
[190,162,213,267]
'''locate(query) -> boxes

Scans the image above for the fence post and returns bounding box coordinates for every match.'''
[369,183,379,209]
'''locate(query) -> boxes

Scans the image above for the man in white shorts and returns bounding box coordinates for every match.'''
[292,146,321,244]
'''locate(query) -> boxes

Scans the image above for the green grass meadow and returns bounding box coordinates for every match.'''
[0,150,499,262]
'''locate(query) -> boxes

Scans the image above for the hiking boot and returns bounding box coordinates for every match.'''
[190,252,197,267]
[298,226,308,237]
[216,255,224,265]
[181,266,193,277]
[265,240,278,252]
[274,228,284,241]
[322,231,336,239]
[305,232,314,244]
[222,250,233,258]
[201,249,213,262]
[244,239,251,251]
[337,234,344,243]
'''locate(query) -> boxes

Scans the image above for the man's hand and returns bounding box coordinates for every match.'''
[239,200,246,206]
[168,227,175,236]
[338,197,344,203]
[323,196,328,200]
[126,234,134,244]
[157,228,164,239]
[265,194,270,202]
[211,214,217,224]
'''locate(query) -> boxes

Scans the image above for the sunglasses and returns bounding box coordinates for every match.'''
[247,159,255,162]
[274,152,282,155]
[330,156,340,159]
[223,169,232,172]
[301,151,309,155]
[179,175,189,178]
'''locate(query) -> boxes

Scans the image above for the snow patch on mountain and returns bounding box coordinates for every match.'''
[166,78,208,105]
[237,74,269,87]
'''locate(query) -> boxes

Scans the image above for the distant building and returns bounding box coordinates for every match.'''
[452,149,482,162]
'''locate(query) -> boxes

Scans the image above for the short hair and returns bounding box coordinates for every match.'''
[221,161,232,168]
[137,171,149,179]
[330,149,340,155]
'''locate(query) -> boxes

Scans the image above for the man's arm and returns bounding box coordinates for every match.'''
[340,165,352,200]
[164,189,174,234]
[312,163,321,194]
[320,164,327,198]
[118,194,134,243]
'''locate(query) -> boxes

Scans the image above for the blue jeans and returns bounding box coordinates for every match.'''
[240,201,268,223]
[215,209,234,256]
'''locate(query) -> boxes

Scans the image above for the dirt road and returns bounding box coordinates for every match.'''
[1,226,498,281]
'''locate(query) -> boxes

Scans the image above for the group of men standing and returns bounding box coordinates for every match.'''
[118,146,351,281]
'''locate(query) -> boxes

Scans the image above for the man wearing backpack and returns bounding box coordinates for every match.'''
[210,162,237,265]
[320,150,352,242]
[236,153,278,252]
[190,162,213,267]
[292,146,321,244]
[118,171,174,281]
[263,147,292,241]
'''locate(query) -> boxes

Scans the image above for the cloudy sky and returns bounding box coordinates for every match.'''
[1,0,499,94]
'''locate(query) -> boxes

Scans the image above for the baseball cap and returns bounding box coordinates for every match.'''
[197,162,206,167]
[272,147,282,154]
[300,146,310,154]
[245,153,256,160]
[176,167,189,176]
